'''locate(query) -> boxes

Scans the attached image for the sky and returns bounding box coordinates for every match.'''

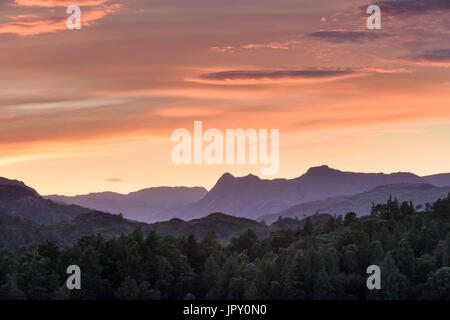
[0,0,449,195]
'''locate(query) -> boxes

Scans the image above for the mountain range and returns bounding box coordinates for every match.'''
[1,165,450,227]
[1,165,450,250]
[45,165,450,222]
[46,186,207,223]
[167,165,430,221]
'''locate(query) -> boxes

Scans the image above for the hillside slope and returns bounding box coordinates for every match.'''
[423,173,450,187]
[0,178,93,225]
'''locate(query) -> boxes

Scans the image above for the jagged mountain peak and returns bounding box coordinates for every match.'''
[212,172,262,189]
[216,172,235,182]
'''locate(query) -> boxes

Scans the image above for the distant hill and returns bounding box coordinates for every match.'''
[46,186,207,223]
[145,212,269,244]
[0,178,94,225]
[52,211,271,245]
[423,173,450,187]
[165,165,428,221]
[47,211,148,245]
[0,211,258,250]
[259,183,450,224]
[0,210,147,250]
[0,207,336,250]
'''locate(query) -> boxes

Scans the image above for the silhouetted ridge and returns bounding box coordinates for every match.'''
[303,165,339,176]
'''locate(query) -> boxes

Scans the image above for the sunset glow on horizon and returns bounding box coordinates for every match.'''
[1,0,449,195]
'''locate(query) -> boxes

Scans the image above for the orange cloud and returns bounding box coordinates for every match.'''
[363,67,412,74]
[13,0,109,7]
[0,3,124,35]
[0,14,64,36]
[211,40,300,54]
[82,3,124,24]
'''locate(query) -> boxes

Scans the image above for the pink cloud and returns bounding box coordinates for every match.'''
[106,178,125,182]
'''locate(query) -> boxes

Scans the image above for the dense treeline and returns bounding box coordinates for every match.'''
[1,196,450,300]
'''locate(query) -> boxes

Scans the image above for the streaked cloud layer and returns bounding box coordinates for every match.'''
[0,0,449,194]
[190,69,358,84]
[373,0,450,16]
[407,48,450,66]
[308,30,382,42]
